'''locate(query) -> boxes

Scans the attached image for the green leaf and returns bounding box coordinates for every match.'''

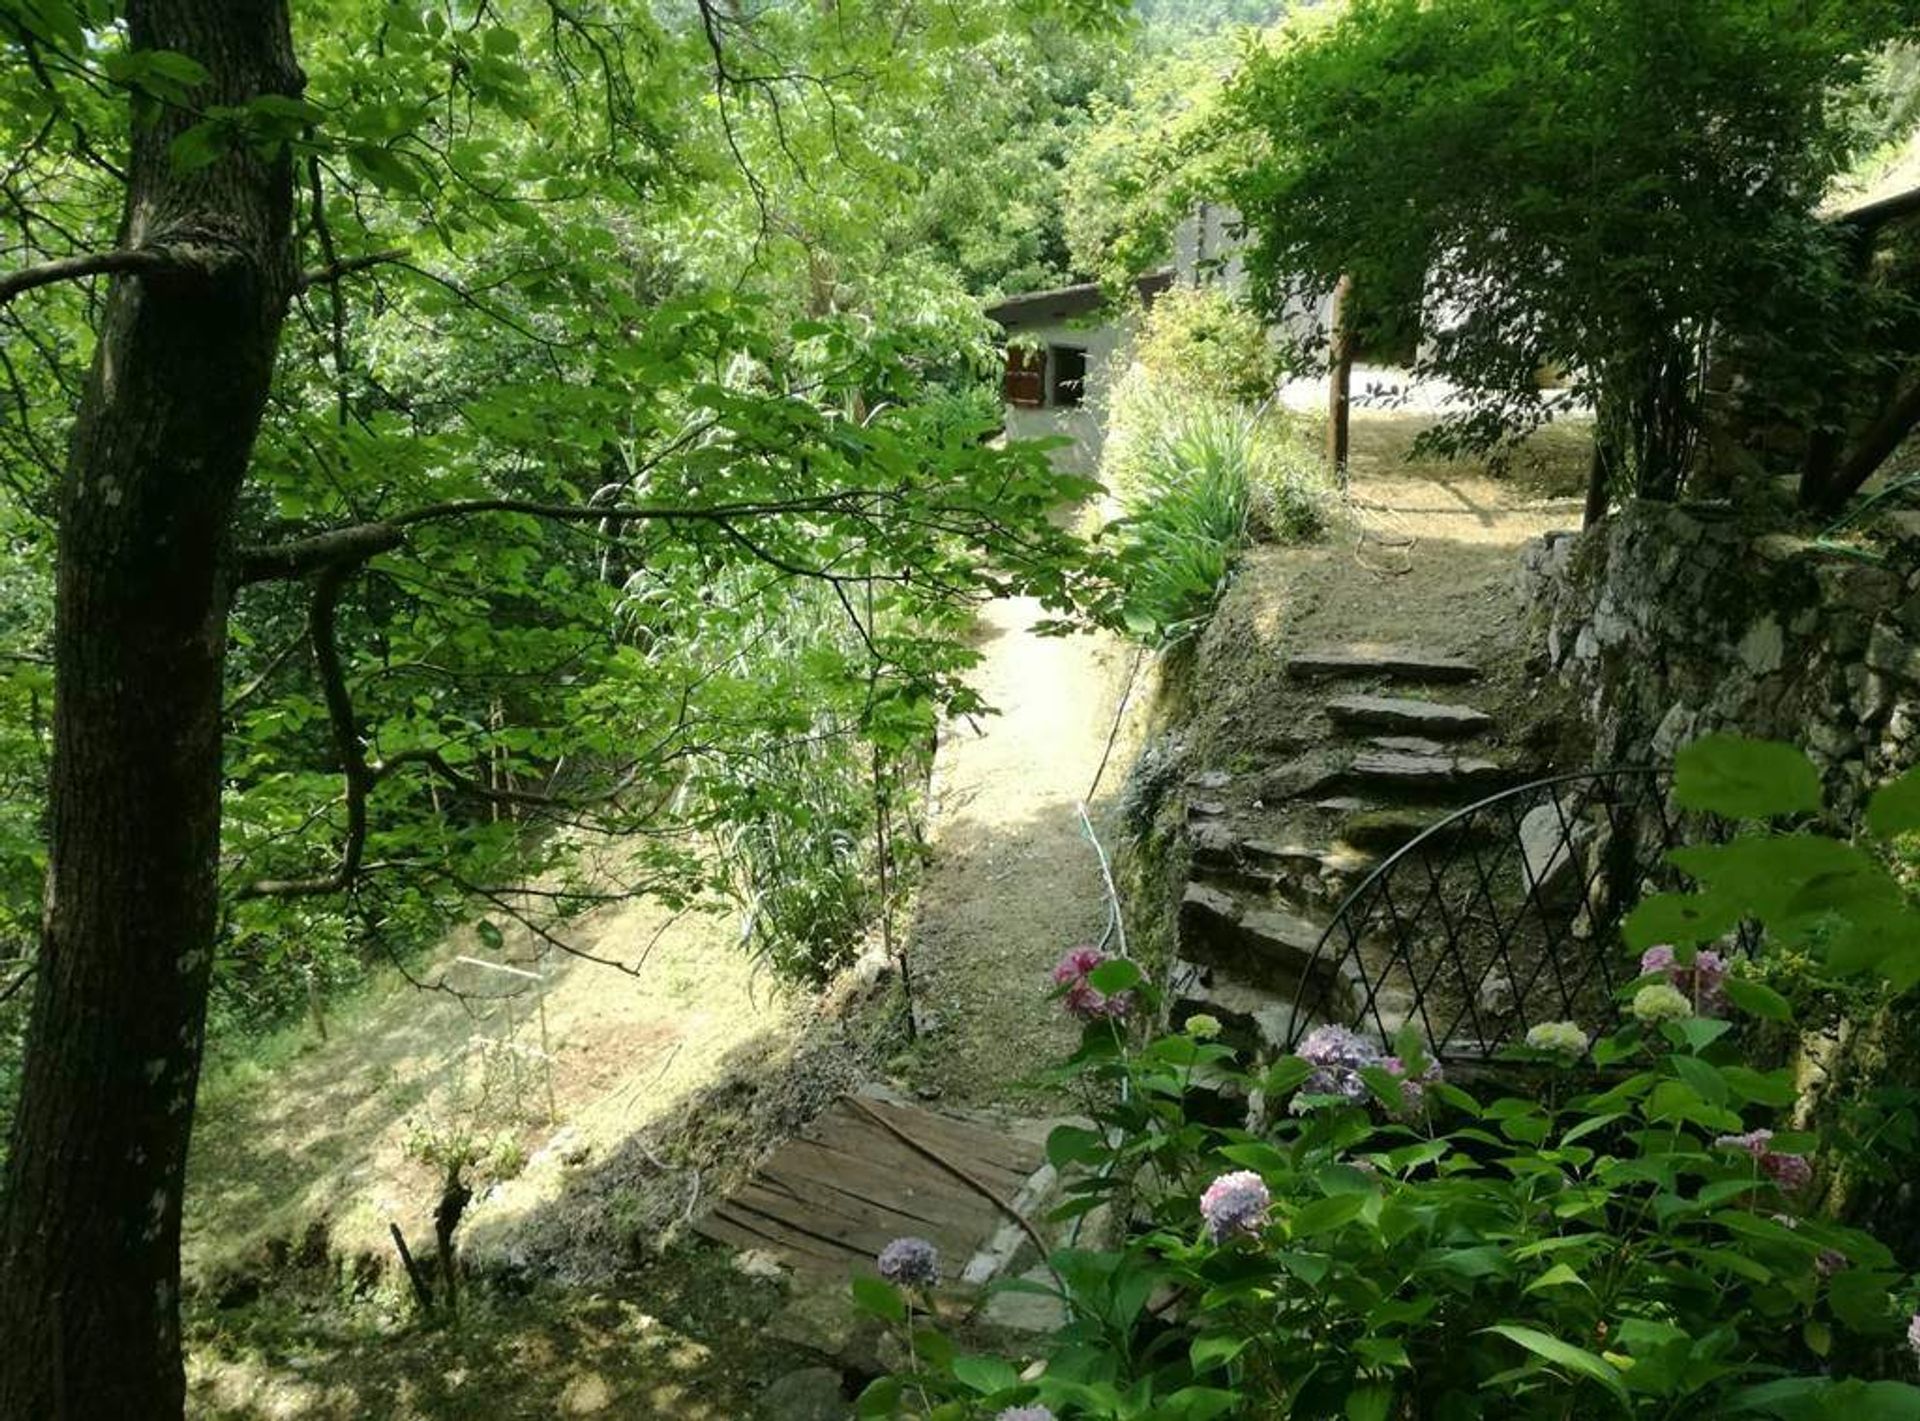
[1673,735,1822,820]
[1624,890,1745,949]
[1290,1191,1369,1237]
[1346,1383,1394,1421]
[1482,1324,1630,1407]
[1087,957,1142,995]
[1868,767,1920,837]
[850,1276,906,1324]
[1523,1262,1590,1294]
[951,1356,1019,1394]
[1724,977,1793,1022]
[1191,1333,1250,1372]
[1046,1124,1106,1170]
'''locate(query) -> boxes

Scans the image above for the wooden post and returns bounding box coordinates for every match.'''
[1327,273,1354,480]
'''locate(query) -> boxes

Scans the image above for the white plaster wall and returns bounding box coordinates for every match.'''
[1001,314,1133,474]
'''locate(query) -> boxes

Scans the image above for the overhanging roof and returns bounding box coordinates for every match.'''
[984,269,1174,327]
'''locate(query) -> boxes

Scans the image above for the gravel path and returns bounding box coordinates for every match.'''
[902,596,1140,1106]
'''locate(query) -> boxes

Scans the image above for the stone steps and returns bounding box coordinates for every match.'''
[1335,805,1498,855]
[1341,750,1514,794]
[1286,645,1480,684]
[1177,882,1359,1011]
[1326,693,1494,738]
[1169,957,1307,1054]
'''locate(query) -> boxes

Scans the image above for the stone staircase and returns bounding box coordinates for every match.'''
[1172,643,1535,1056]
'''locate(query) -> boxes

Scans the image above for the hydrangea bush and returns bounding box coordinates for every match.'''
[850,740,1920,1418]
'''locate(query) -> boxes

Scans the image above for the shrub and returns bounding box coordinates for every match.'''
[852,740,1920,1418]
[1130,285,1289,408]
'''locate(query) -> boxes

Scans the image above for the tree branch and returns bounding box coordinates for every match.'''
[294,247,408,294]
[0,247,180,307]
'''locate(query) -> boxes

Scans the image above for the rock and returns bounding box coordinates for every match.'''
[733,1248,790,1283]
[1169,957,1303,1052]
[1518,802,1592,901]
[766,1291,887,1374]
[981,1264,1070,1334]
[1325,694,1494,738]
[1367,735,1452,756]
[1185,800,1229,820]
[1737,617,1785,676]
[1868,622,1920,684]
[1187,769,1233,790]
[759,1367,849,1421]
[1286,645,1480,683]
[1253,752,1347,803]
[1177,883,1341,998]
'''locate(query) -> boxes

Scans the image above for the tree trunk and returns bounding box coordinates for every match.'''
[0,4,300,1418]
[1326,273,1353,478]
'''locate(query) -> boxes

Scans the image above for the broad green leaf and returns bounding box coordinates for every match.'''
[1867,767,1920,837]
[1673,735,1822,820]
[1482,1324,1630,1407]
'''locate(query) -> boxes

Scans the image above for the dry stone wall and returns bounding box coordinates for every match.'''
[1521,501,1920,811]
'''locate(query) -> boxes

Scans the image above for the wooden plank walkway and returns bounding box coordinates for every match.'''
[695,1093,1047,1278]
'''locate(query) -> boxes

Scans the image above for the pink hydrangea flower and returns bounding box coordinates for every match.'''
[1382,1054,1443,1116]
[1714,1128,1811,1193]
[1639,943,1729,1016]
[1200,1169,1271,1243]
[1051,945,1133,1021]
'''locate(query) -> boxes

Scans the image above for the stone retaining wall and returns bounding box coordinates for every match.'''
[1520,502,1920,812]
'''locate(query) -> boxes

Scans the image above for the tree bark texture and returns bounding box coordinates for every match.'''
[0,3,300,1417]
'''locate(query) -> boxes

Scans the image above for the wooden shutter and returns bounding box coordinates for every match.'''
[1003,346,1044,407]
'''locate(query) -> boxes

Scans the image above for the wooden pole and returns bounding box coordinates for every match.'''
[1327,273,1354,479]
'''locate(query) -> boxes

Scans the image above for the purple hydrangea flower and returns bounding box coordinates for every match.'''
[1381,1054,1443,1116]
[1639,943,1729,1016]
[1295,1024,1381,1101]
[1714,1128,1811,1194]
[1199,1169,1271,1244]
[1051,945,1133,1022]
[876,1236,939,1288]
[1908,1312,1920,1360]
[1762,1151,1814,1193]
[995,1409,1056,1421]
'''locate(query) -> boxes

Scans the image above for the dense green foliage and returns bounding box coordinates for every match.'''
[1223,0,1920,501]
[0,0,1157,1140]
[858,740,1920,1418]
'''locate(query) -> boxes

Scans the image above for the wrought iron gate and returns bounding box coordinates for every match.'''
[1283,767,1750,1060]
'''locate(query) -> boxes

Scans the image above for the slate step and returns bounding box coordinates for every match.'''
[1341,751,1514,794]
[1337,805,1496,855]
[1286,645,1480,684]
[1178,883,1355,1010]
[1326,694,1494,738]
[1169,957,1305,1054]
[1189,830,1377,905]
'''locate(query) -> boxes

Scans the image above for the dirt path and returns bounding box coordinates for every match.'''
[901,596,1141,1107]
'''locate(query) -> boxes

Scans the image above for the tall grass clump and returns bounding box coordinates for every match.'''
[1105,383,1333,646]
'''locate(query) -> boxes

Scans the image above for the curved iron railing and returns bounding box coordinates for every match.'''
[1282,767,1751,1061]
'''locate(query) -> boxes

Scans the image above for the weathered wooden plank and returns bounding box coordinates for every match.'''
[854,1098,1044,1179]
[732,1182,975,1262]
[752,1167,985,1250]
[805,1107,1035,1197]
[764,1136,986,1229]
[698,1207,852,1270]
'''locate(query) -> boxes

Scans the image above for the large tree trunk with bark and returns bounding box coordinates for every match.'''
[0,4,299,1417]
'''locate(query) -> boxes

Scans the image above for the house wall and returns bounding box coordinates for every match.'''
[1000,314,1133,474]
